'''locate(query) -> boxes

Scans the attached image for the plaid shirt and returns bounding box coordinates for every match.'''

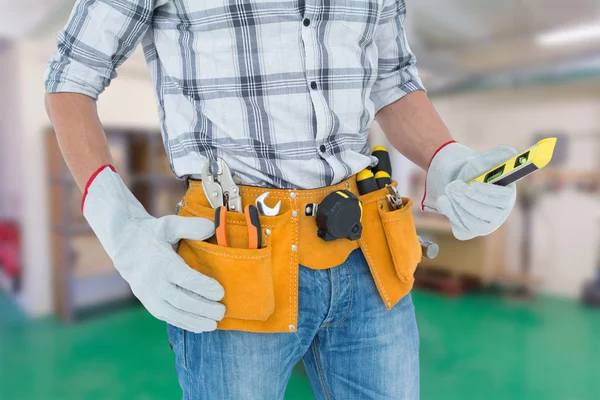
[45,0,424,189]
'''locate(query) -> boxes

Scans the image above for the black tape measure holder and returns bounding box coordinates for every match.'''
[310,190,363,242]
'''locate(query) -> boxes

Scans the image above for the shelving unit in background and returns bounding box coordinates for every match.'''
[47,129,187,322]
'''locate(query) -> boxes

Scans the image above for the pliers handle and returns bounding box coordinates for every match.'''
[215,205,262,249]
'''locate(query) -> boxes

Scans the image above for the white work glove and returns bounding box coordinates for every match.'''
[82,166,225,332]
[422,142,518,241]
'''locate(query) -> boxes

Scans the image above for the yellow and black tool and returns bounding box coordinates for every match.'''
[374,170,391,188]
[371,146,394,189]
[371,146,392,177]
[357,169,378,195]
[468,138,557,186]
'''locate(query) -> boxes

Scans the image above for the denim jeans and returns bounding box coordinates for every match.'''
[167,249,420,399]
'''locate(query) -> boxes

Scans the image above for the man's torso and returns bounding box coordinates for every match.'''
[143,0,390,188]
[46,0,423,188]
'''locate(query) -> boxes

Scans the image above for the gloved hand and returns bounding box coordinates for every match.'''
[421,142,518,241]
[82,165,225,332]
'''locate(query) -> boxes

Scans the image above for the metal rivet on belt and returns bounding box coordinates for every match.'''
[387,301,391,307]
[345,182,350,188]
[289,324,295,331]
[264,228,271,236]
[379,202,383,209]
[292,210,298,217]
[289,192,297,199]
[291,244,298,252]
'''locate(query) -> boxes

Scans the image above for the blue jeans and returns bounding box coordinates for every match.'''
[167,249,420,399]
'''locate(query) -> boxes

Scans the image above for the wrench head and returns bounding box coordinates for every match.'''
[255,192,282,216]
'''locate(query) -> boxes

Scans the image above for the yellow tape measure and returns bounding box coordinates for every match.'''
[468,138,557,186]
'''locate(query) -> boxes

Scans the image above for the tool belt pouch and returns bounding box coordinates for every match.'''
[176,190,296,333]
[357,186,422,309]
[175,179,421,333]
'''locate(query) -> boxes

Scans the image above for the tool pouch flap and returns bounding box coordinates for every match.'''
[378,199,422,282]
[357,185,421,309]
[178,238,274,321]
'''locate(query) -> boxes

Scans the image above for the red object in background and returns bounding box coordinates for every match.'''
[0,222,21,292]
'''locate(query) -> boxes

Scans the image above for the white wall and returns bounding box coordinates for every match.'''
[0,42,23,220]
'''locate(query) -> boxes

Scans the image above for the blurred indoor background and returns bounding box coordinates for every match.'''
[0,0,599,399]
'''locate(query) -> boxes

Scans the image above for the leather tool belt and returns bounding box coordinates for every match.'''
[176,175,422,333]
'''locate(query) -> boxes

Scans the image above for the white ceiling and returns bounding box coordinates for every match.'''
[408,0,600,77]
[412,0,600,48]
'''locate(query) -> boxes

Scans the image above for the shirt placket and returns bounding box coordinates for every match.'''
[300,1,341,186]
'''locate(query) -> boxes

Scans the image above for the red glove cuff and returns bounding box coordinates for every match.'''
[420,140,456,211]
[81,165,116,213]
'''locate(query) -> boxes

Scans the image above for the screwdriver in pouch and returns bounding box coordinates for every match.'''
[371,145,404,210]
[374,170,391,188]
[357,169,378,195]
[371,146,392,189]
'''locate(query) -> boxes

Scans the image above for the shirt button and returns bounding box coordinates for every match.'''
[319,145,326,153]
[303,18,311,27]
[310,81,317,90]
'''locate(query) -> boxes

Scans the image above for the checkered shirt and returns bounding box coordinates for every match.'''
[45,0,424,188]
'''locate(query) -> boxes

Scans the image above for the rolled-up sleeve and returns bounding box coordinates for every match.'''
[370,0,426,113]
[44,0,159,100]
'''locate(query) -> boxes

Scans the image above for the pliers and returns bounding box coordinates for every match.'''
[214,205,262,249]
[202,159,261,249]
[201,158,242,212]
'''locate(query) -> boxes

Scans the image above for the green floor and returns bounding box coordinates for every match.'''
[1,291,598,400]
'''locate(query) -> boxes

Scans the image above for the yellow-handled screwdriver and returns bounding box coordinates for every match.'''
[374,170,391,188]
[357,169,378,195]
[357,146,394,194]
[371,146,393,189]
[371,146,392,178]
